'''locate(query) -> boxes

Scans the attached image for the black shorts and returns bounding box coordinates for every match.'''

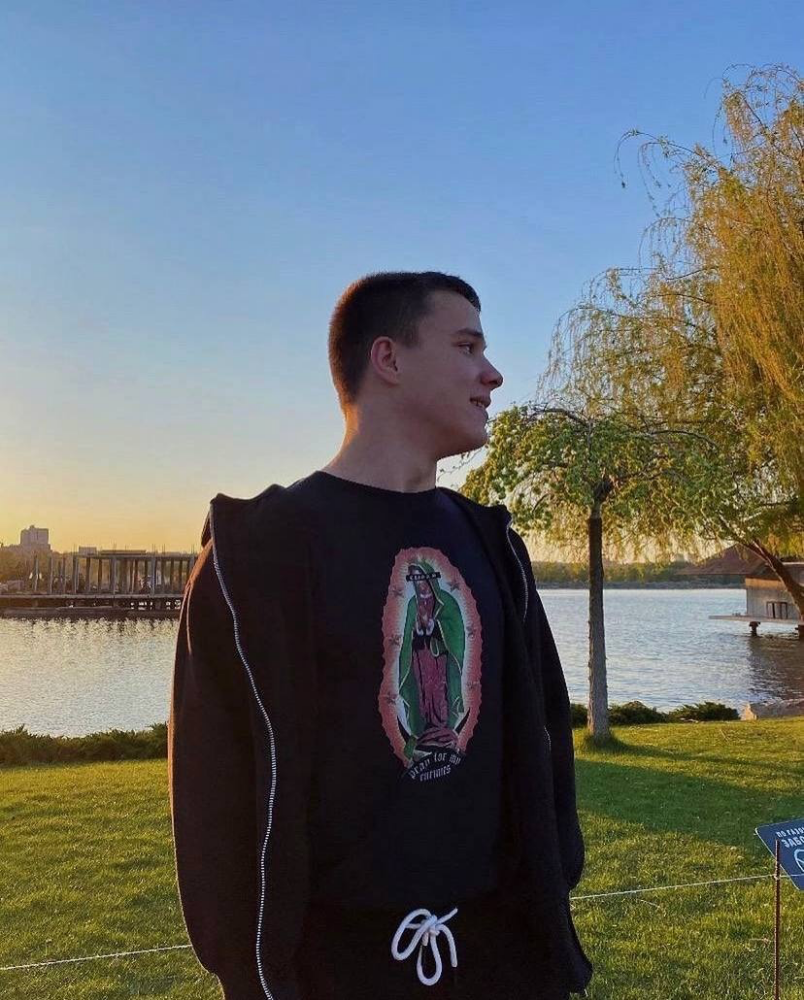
[296,885,570,1000]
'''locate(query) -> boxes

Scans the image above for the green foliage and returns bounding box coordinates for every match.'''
[0,705,743,766]
[609,700,669,725]
[0,549,30,583]
[665,701,740,722]
[535,561,589,584]
[534,559,707,584]
[611,65,804,548]
[463,66,804,571]
[568,700,738,728]
[463,397,723,565]
[0,722,168,766]
[570,702,588,726]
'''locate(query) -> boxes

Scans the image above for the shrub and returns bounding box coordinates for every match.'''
[570,703,588,727]
[665,701,740,722]
[609,701,669,725]
[0,702,741,766]
[569,700,738,729]
[0,722,169,767]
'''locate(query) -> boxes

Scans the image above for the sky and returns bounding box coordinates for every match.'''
[2,1,802,553]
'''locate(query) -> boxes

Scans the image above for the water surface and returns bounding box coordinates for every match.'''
[1,589,801,736]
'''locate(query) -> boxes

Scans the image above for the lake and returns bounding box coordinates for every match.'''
[1,589,802,736]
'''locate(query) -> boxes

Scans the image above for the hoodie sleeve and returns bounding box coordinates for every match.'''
[508,528,586,892]
[168,540,302,1000]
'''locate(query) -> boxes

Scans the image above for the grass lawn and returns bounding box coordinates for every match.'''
[1,718,802,999]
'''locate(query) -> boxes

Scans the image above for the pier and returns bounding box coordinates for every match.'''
[0,549,196,618]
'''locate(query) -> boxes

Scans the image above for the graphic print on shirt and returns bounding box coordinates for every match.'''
[379,546,482,783]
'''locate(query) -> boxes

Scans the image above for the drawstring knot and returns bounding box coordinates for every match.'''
[390,906,459,986]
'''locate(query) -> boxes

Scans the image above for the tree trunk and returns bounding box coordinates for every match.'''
[587,501,610,741]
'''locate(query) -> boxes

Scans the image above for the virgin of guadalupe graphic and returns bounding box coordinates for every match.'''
[398,559,466,760]
[380,547,483,777]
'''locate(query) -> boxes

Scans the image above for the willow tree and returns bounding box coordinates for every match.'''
[461,64,804,741]
[461,387,728,743]
[609,64,804,609]
[564,256,804,616]
[682,66,804,488]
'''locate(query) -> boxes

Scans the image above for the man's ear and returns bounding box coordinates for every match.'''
[369,336,402,386]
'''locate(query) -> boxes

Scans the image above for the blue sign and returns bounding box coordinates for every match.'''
[756,819,804,891]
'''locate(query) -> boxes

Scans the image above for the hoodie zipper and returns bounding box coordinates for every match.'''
[208,503,277,1000]
[503,514,529,625]
[504,513,552,754]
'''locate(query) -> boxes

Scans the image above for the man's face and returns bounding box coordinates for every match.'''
[393,290,504,459]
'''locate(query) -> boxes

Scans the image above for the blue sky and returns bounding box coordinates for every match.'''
[3,1,802,551]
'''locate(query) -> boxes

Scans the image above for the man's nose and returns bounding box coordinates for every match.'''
[483,361,503,389]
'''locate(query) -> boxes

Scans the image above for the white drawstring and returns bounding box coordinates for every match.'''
[390,906,459,986]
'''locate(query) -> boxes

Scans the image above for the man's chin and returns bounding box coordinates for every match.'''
[468,423,489,449]
[443,427,489,458]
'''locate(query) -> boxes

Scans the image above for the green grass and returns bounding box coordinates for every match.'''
[1,719,802,998]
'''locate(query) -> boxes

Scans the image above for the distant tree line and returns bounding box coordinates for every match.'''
[532,560,737,586]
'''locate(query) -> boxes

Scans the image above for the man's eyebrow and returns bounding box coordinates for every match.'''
[453,327,488,347]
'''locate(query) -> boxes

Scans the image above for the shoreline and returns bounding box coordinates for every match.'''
[534,581,745,589]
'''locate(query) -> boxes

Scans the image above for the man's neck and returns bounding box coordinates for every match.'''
[319,457,438,494]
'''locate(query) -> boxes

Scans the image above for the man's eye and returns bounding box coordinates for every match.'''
[460,344,473,353]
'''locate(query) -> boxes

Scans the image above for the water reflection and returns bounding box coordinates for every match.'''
[540,588,803,712]
[744,630,804,703]
[0,616,177,737]
[0,589,801,736]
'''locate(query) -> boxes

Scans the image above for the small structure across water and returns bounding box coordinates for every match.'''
[709,561,804,638]
[0,549,196,618]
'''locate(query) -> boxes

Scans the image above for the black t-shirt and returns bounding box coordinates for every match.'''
[287,470,506,912]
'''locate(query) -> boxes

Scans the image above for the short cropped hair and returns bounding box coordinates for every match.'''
[328,271,481,408]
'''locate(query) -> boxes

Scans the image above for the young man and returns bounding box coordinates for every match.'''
[169,271,593,1000]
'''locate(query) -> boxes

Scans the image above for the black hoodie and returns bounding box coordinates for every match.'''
[168,480,594,999]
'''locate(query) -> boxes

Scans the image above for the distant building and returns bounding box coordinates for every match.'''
[743,562,804,623]
[20,525,50,549]
[78,546,98,555]
[704,547,804,635]
[1,525,52,555]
